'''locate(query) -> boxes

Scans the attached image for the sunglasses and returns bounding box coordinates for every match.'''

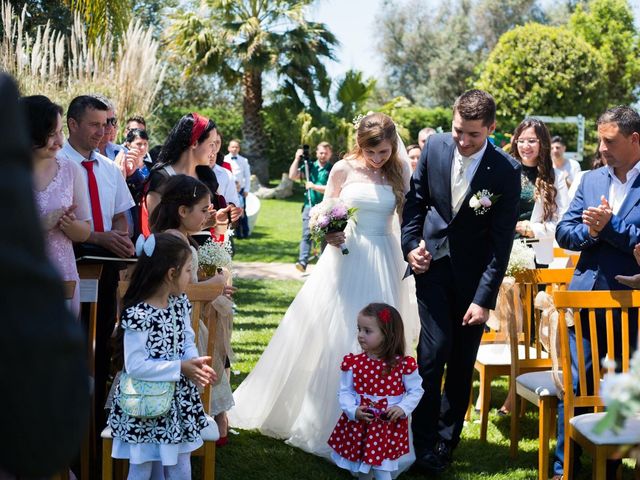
[107,117,118,127]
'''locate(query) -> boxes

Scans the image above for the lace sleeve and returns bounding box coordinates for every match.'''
[324,160,349,199]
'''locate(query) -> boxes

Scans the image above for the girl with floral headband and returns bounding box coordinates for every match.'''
[328,303,424,480]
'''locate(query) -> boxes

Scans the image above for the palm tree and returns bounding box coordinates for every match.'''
[65,0,131,42]
[170,0,338,183]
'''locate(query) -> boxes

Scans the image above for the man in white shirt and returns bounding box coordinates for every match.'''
[551,135,582,188]
[225,139,251,238]
[61,94,135,442]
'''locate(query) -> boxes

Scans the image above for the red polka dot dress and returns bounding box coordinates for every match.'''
[327,353,424,474]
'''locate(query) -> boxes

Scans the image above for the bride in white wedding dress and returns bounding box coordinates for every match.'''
[229,113,420,467]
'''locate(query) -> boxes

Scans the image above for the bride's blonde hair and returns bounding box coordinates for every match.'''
[349,113,405,213]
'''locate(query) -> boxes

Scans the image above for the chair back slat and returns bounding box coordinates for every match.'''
[572,310,588,397]
[622,309,630,372]
[606,308,616,375]
[589,309,602,397]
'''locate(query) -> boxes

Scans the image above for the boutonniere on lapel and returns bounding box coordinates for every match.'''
[469,189,501,215]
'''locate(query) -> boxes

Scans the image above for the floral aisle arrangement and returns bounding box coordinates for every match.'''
[595,351,640,434]
[197,238,233,279]
[594,350,640,462]
[308,199,357,255]
[505,238,535,277]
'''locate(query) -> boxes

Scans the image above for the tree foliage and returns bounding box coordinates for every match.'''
[476,23,607,128]
[66,0,132,42]
[568,0,640,106]
[335,70,377,121]
[169,0,338,183]
[377,0,541,107]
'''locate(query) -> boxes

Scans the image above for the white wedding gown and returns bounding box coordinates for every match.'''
[229,174,420,466]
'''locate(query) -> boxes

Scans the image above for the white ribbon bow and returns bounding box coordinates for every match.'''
[135,234,156,257]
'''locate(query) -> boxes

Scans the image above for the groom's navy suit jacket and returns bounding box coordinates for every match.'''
[402,133,521,309]
[556,166,640,290]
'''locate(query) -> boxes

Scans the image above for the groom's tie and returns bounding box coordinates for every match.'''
[451,155,472,214]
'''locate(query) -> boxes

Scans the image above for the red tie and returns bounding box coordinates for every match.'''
[81,160,104,232]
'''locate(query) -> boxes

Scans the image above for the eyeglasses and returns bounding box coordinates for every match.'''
[107,117,118,127]
[516,138,539,146]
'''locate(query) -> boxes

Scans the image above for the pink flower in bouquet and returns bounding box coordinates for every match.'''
[330,203,348,219]
[317,214,330,229]
[479,196,492,208]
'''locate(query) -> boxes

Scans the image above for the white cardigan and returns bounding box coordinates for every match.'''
[528,171,569,265]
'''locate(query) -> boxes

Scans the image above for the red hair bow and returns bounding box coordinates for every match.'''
[190,112,209,146]
[378,308,392,324]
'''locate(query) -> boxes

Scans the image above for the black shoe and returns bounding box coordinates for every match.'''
[415,448,448,474]
[435,440,453,464]
[295,262,306,272]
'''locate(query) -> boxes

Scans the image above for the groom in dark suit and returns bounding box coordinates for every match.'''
[401,90,521,473]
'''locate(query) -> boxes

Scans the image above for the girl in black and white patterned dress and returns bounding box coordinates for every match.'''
[108,233,217,479]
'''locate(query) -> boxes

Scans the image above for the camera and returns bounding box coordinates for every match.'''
[302,144,310,162]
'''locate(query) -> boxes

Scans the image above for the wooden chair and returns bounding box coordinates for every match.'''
[508,268,574,479]
[553,246,580,268]
[101,282,224,480]
[554,290,640,480]
[474,268,573,442]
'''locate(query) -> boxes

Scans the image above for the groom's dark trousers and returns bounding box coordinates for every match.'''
[413,257,485,450]
[402,133,521,453]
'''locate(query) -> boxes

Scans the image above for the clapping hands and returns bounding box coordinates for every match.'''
[582,195,613,237]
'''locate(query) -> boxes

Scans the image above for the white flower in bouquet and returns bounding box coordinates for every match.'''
[506,239,535,276]
[197,238,233,278]
[308,199,357,255]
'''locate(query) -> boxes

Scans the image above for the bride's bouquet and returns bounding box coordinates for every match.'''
[197,238,233,279]
[309,199,357,255]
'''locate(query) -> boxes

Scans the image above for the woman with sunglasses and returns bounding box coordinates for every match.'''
[511,118,569,268]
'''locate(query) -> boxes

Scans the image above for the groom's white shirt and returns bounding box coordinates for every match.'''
[433,140,488,261]
[450,140,488,210]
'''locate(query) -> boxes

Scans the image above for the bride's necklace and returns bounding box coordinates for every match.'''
[362,161,386,181]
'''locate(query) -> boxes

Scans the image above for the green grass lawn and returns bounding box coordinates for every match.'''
[210,196,634,479]
[213,278,546,480]
[233,186,311,263]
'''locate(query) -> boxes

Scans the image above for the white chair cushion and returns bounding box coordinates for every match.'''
[570,413,640,446]
[516,370,562,397]
[476,344,548,366]
[100,415,219,442]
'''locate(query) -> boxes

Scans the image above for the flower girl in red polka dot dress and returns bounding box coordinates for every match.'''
[327,303,424,479]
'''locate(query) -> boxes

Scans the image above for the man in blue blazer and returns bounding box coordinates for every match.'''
[401,90,521,473]
[553,105,640,479]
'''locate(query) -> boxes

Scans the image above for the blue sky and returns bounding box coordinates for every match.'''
[309,0,385,83]
[309,0,640,83]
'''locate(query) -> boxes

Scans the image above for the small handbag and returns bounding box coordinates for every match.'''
[118,305,179,419]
